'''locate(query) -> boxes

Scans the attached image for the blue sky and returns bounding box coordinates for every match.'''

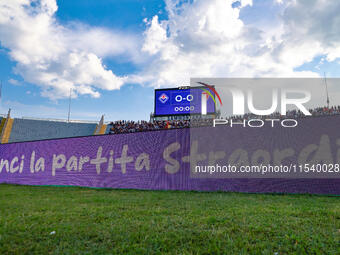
[0,0,164,121]
[0,0,340,121]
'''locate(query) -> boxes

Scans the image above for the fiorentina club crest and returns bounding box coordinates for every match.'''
[159,93,169,104]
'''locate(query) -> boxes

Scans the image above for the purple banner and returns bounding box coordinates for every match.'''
[1,117,340,194]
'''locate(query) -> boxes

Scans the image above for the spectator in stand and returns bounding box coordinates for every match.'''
[108,105,340,135]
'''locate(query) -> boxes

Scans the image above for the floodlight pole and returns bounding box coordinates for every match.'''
[324,72,330,108]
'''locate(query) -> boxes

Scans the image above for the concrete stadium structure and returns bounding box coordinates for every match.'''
[0,112,108,144]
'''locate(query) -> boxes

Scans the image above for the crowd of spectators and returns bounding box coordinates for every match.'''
[229,105,340,121]
[108,120,189,134]
[108,119,214,134]
[108,106,340,134]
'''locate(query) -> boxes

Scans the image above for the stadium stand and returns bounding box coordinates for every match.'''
[229,105,340,121]
[0,117,3,129]
[108,106,340,134]
[0,117,3,138]
[1,105,339,142]
[7,118,101,143]
[0,110,14,143]
[93,115,107,135]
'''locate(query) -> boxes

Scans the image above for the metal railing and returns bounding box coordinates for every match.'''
[20,116,103,124]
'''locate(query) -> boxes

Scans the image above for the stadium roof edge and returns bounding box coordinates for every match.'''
[19,116,101,124]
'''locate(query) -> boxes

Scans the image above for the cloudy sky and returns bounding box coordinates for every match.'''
[0,0,340,121]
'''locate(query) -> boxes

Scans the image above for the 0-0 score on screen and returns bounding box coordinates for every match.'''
[174,93,194,112]
[175,94,194,102]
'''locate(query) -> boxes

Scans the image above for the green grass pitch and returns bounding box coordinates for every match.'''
[0,184,339,254]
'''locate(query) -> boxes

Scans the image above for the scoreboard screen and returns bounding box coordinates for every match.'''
[154,87,216,116]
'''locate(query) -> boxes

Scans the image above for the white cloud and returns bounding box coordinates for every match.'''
[279,0,340,62]
[1,0,340,101]
[0,0,138,99]
[142,16,168,55]
[134,0,340,88]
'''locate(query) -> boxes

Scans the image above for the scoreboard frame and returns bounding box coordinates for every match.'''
[153,86,216,117]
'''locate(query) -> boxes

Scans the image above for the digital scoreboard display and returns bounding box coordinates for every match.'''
[154,87,216,116]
